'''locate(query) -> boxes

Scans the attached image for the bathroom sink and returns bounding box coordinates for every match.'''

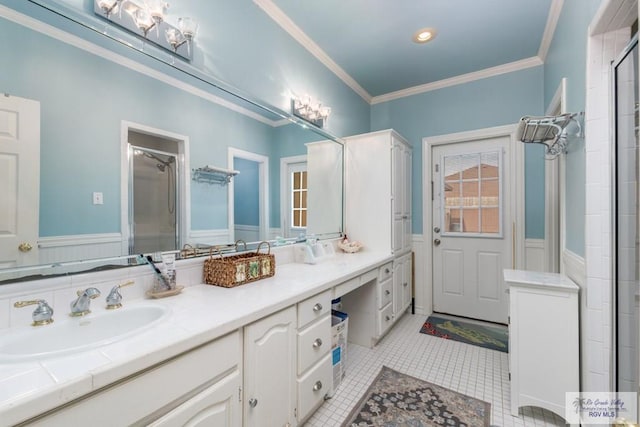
[0,303,170,362]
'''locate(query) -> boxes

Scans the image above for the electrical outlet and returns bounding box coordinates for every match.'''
[92,192,104,205]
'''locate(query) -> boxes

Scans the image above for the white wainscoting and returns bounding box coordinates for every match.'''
[38,233,124,265]
[524,239,545,272]
[188,229,232,246]
[411,234,428,316]
[562,249,586,288]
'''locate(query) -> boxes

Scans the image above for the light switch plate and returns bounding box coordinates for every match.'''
[92,192,104,205]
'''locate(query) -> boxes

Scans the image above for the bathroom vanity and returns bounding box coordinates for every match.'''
[0,247,404,426]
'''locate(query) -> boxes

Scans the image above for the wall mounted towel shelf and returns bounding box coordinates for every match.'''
[516,112,583,158]
[192,165,239,185]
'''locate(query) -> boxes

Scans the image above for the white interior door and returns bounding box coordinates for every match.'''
[432,137,511,324]
[0,94,40,269]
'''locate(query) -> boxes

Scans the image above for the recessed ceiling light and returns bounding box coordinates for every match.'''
[413,27,437,44]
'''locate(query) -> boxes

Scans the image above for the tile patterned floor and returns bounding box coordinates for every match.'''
[303,313,566,427]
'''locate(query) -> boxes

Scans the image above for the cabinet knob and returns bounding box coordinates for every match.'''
[403,282,408,287]
[313,381,323,392]
[249,398,258,408]
[312,338,323,348]
[385,315,391,322]
[385,290,390,296]
[312,303,323,312]
[385,268,390,274]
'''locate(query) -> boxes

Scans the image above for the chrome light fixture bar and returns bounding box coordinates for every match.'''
[291,95,331,128]
[94,0,197,61]
[516,112,583,159]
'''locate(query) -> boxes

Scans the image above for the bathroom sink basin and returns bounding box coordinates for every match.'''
[0,303,170,362]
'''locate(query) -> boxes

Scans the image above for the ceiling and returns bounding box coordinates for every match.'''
[262,0,557,103]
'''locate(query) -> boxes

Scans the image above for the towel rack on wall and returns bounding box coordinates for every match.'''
[516,112,584,159]
[192,165,239,185]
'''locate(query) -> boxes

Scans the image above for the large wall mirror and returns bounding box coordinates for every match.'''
[0,0,344,283]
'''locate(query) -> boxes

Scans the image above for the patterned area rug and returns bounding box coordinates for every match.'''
[342,366,490,427]
[419,315,508,353]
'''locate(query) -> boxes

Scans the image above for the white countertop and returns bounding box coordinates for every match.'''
[503,269,579,293]
[0,250,391,425]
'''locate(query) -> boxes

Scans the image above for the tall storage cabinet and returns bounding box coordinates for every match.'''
[344,129,413,336]
[346,129,412,256]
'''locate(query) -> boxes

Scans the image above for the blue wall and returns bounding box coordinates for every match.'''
[32,0,371,139]
[543,0,602,257]
[371,66,545,236]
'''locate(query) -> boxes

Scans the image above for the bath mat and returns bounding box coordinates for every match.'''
[419,315,508,353]
[342,366,491,427]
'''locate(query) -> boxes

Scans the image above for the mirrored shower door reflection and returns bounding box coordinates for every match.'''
[614,35,639,393]
[130,146,179,254]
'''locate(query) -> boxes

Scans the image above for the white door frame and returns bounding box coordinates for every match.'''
[422,124,525,315]
[544,77,567,273]
[228,148,269,242]
[120,121,190,255]
[280,155,307,238]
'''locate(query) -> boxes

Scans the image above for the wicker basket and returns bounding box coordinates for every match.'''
[203,241,275,288]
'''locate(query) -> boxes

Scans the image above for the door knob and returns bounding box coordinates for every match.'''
[18,243,33,252]
[248,398,258,408]
[433,227,440,233]
[433,238,441,246]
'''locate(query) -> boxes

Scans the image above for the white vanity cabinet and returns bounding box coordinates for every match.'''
[504,269,579,421]
[243,306,297,427]
[345,129,412,257]
[393,253,412,317]
[296,290,333,423]
[345,129,413,332]
[26,331,242,427]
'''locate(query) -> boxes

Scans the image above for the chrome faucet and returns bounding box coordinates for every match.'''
[70,287,101,317]
[105,280,134,310]
[14,299,54,326]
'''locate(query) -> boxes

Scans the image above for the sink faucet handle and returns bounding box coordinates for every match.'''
[106,280,135,310]
[14,299,54,326]
[76,287,101,298]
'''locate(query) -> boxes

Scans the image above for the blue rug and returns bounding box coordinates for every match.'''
[420,315,508,353]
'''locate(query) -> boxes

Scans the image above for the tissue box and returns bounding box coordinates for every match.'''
[331,310,348,394]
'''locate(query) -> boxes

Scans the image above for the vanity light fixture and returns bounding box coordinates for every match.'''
[94,0,198,61]
[291,95,331,128]
[412,27,437,44]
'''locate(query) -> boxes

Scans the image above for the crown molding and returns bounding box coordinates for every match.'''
[253,0,372,103]
[371,56,544,105]
[538,0,564,61]
[0,4,283,127]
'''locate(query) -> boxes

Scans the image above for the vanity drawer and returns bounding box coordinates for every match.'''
[377,303,394,336]
[298,289,331,328]
[378,278,392,309]
[378,262,393,282]
[297,353,332,423]
[298,315,332,374]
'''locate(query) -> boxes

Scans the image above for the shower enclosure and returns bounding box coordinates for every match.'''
[129,146,179,254]
[614,35,639,393]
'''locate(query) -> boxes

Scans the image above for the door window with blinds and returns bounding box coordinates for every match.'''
[441,150,502,237]
[291,170,307,228]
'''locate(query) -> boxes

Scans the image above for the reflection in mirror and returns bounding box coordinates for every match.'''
[0,1,344,284]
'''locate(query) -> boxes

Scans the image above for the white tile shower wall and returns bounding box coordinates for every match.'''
[584,25,632,392]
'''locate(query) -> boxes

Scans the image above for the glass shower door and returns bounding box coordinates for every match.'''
[614,35,639,393]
